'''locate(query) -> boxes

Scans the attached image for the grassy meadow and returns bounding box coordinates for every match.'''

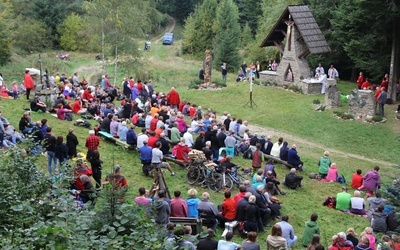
[0,34,399,248]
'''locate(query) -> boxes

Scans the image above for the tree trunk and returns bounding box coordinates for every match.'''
[113,32,118,88]
[389,20,399,101]
[101,20,106,74]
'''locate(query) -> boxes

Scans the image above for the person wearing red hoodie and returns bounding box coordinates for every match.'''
[167,87,180,110]
[357,72,364,89]
[174,138,190,162]
[24,70,35,100]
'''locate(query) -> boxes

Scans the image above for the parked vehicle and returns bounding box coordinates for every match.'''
[56,53,69,60]
[162,33,174,45]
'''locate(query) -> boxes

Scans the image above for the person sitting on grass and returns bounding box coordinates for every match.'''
[283,168,304,189]
[350,169,363,189]
[56,103,73,121]
[336,187,351,212]
[217,232,241,250]
[371,205,388,233]
[301,213,320,248]
[30,96,47,113]
[350,190,367,215]
[266,224,287,250]
[326,163,339,182]
[105,165,128,190]
[318,151,331,179]
[78,174,95,204]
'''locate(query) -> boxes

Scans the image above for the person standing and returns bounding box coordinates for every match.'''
[357,72,364,89]
[241,61,247,76]
[255,61,262,79]
[377,87,388,116]
[89,150,102,189]
[85,130,100,161]
[43,127,57,174]
[221,63,227,82]
[328,65,339,79]
[24,70,35,100]
[319,71,327,94]
[315,63,325,77]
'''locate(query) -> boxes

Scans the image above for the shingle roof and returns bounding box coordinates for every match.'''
[260,5,331,54]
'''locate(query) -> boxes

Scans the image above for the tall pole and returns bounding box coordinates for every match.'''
[250,73,253,108]
[39,54,43,90]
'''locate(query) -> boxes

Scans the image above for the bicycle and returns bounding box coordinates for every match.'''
[186,161,224,192]
[220,166,250,192]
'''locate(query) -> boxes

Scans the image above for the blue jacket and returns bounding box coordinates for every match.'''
[186,197,200,218]
[139,145,152,162]
[287,148,301,165]
[126,129,137,145]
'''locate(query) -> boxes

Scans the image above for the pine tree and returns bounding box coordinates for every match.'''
[214,0,241,72]
[241,22,253,48]
[182,0,218,58]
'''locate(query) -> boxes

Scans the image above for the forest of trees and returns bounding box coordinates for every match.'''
[0,0,399,96]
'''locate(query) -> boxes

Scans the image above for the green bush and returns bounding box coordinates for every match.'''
[313,99,321,104]
[372,115,383,122]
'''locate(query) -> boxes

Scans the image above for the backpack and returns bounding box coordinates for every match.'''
[323,196,336,208]
[74,119,91,128]
[337,174,346,184]
[242,148,253,159]
[81,114,93,120]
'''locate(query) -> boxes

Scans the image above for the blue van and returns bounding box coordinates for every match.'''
[162,33,174,45]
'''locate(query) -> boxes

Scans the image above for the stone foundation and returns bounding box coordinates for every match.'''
[325,85,341,108]
[348,89,376,117]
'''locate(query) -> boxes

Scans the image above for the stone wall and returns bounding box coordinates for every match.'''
[348,89,376,117]
[301,82,322,94]
[276,25,312,87]
[325,85,341,108]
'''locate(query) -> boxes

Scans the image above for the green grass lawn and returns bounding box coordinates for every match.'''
[1,40,398,248]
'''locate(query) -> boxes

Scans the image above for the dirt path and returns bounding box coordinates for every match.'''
[154,15,176,44]
[247,123,393,166]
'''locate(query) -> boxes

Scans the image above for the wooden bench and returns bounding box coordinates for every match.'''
[98,131,115,141]
[115,139,132,150]
[164,156,187,168]
[264,154,294,168]
[98,131,132,150]
[169,217,203,235]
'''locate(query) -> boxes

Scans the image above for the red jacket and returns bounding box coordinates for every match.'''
[350,173,363,189]
[361,81,371,89]
[167,90,180,105]
[73,100,82,114]
[357,75,364,87]
[148,136,157,148]
[175,143,190,162]
[221,198,237,220]
[24,73,35,89]
[82,89,94,101]
[149,118,158,132]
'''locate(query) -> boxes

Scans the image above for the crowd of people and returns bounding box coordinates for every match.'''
[1,68,400,250]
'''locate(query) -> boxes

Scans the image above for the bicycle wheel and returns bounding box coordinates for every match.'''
[186,165,200,185]
[207,172,223,192]
[223,175,234,192]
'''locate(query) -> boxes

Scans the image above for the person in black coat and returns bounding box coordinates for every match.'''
[279,141,289,161]
[66,128,79,159]
[54,136,69,166]
[88,150,102,189]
